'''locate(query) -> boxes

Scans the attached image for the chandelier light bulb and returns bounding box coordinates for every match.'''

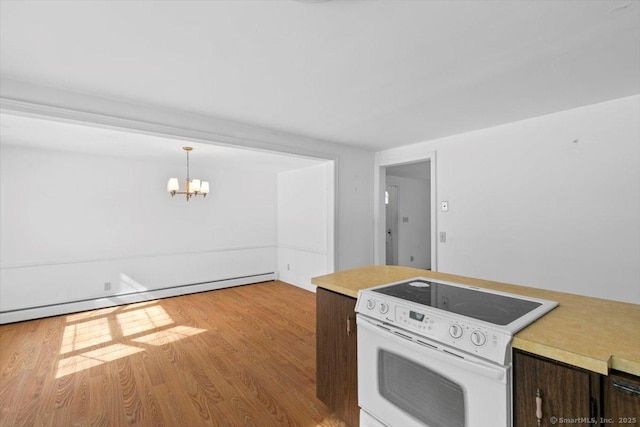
[200,181,210,195]
[167,178,179,193]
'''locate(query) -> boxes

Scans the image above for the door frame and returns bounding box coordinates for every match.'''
[374,151,437,270]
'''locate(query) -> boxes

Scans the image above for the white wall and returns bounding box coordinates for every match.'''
[277,163,332,291]
[377,95,640,303]
[0,145,278,320]
[386,175,431,269]
[1,79,375,273]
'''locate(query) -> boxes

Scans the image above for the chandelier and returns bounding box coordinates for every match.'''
[167,146,210,201]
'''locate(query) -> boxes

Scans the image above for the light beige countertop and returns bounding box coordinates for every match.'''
[311,265,640,377]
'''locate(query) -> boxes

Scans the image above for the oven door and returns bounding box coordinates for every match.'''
[357,315,511,427]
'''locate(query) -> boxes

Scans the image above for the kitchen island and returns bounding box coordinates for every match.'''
[313,265,640,426]
[313,265,639,375]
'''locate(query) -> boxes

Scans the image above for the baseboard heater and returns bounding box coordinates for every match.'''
[0,272,276,324]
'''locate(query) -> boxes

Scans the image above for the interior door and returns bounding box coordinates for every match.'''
[385,185,398,265]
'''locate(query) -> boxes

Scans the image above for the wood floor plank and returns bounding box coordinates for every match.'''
[1,281,347,426]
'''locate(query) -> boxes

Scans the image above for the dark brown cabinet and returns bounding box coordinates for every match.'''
[604,371,640,426]
[316,288,359,427]
[513,350,601,426]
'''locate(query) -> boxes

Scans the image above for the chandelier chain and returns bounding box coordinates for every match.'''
[186,149,190,181]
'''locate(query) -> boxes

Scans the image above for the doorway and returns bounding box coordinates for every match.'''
[378,156,436,270]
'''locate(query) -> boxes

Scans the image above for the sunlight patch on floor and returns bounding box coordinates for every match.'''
[65,306,120,322]
[56,302,205,378]
[132,325,206,345]
[116,305,174,336]
[56,343,144,378]
[60,317,112,354]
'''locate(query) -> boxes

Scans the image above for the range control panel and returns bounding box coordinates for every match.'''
[355,292,512,365]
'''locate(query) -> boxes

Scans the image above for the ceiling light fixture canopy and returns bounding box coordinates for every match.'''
[167,146,209,201]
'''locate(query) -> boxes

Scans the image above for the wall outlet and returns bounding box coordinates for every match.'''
[441,201,449,211]
[410,255,414,262]
[439,232,447,243]
[104,282,111,291]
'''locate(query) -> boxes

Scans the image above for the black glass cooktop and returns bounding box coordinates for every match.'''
[373,279,542,325]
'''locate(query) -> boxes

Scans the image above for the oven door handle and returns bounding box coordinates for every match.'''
[358,317,507,382]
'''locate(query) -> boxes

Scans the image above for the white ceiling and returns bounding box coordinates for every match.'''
[0,0,639,151]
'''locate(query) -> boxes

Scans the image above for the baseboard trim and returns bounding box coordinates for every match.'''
[0,272,275,324]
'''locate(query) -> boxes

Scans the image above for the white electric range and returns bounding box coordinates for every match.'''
[355,277,558,427]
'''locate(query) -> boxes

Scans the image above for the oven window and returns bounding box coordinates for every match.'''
[378,350,465,427]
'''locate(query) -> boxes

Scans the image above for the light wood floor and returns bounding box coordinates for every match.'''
[0,281,347,427]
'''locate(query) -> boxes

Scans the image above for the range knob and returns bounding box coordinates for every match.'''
[366,299,376,310]
[379,302,389,314]
[470,330,487,346]
[449,324,464,339]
